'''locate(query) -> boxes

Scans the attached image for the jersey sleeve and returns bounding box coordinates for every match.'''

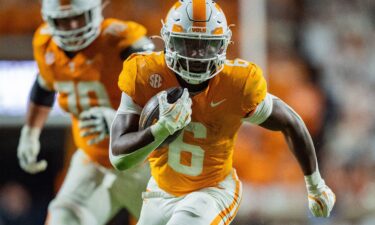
[32,24,55,91]
[118,54,147,106]
[241,63,267,116]
[102,19,147,51]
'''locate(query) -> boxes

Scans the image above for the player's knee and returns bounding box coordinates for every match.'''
[48,198,98,225]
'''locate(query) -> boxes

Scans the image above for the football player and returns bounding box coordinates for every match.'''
[16,0,154,224]
[110,0,336,224]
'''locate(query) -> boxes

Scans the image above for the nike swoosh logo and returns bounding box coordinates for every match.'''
[210,99,226,107]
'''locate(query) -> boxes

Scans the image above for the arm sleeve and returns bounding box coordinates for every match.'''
[117,92,142,115]
[29,75,56,107]
[242,93,275,125]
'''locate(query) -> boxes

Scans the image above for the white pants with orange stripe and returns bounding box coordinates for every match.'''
[137,170,242,225]
[46,149,150,225]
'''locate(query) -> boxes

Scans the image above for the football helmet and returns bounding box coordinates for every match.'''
[162,0,232,84]
[42,0,103,51]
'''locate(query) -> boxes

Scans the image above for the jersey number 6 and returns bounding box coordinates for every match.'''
[168,122,207,176]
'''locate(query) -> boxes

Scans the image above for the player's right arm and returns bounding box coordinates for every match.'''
[17,74,56,174]
[244,92,335,217]
[110,55,191,170]
[110,90,191,171]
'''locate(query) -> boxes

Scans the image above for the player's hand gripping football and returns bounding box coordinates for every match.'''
[79,107,116,145]
[156,88,192,135]
[305,173,336,217]
[17,126,47,174]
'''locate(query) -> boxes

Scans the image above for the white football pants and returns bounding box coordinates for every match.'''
[46,149,150,225]
[137,170,242,225]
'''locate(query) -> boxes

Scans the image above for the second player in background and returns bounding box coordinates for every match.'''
[17,0,154,224]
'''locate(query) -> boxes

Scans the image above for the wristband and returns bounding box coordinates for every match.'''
[304,170,325,190]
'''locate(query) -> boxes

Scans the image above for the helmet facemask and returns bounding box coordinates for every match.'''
[162,28,231,84]
[42,2,103,52]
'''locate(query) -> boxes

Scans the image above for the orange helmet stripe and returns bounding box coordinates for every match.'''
[192,0,206,28]
[174,1,182,9]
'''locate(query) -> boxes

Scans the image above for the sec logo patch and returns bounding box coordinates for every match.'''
[149,74,163,88]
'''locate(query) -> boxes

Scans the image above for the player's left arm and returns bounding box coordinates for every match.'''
[244,93,336,217]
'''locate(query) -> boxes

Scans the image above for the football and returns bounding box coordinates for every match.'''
[139,87,184,146]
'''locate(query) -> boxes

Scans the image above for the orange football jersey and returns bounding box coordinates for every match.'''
[118,52,267,196]
[33,18,147,167]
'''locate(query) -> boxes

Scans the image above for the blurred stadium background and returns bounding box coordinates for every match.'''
[0,0,374,224]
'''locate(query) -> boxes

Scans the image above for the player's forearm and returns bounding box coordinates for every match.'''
[260,98,317,175]
[25,102,52,129]
[26,77,55,128]
[110,130,165,171]
[110,114,169,170]
[280,111,317,175]
[111,113,155,155]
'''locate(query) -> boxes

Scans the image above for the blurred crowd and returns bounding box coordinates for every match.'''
[0,0,374,225]
[233,0,375,224]
[301,1,375,224]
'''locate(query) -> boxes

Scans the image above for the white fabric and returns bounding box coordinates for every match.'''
[156,88,192,135]
[304,170,336,217]
[48,149,150,225]
[17,125,48,174]
[131,36,155,52]
[242,93,274,125]
[137,170,242,225]
[117,92,142,115]
[79,107,116,145]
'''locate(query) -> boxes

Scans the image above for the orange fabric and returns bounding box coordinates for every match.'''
[118,52,267,196]
[210,172,241,225]
[59,0,71,6]
[193,0,206,28]
[129,216,137,225]
[33,18,147,167]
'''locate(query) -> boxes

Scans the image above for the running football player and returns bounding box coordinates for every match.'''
[110,0,336,224]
